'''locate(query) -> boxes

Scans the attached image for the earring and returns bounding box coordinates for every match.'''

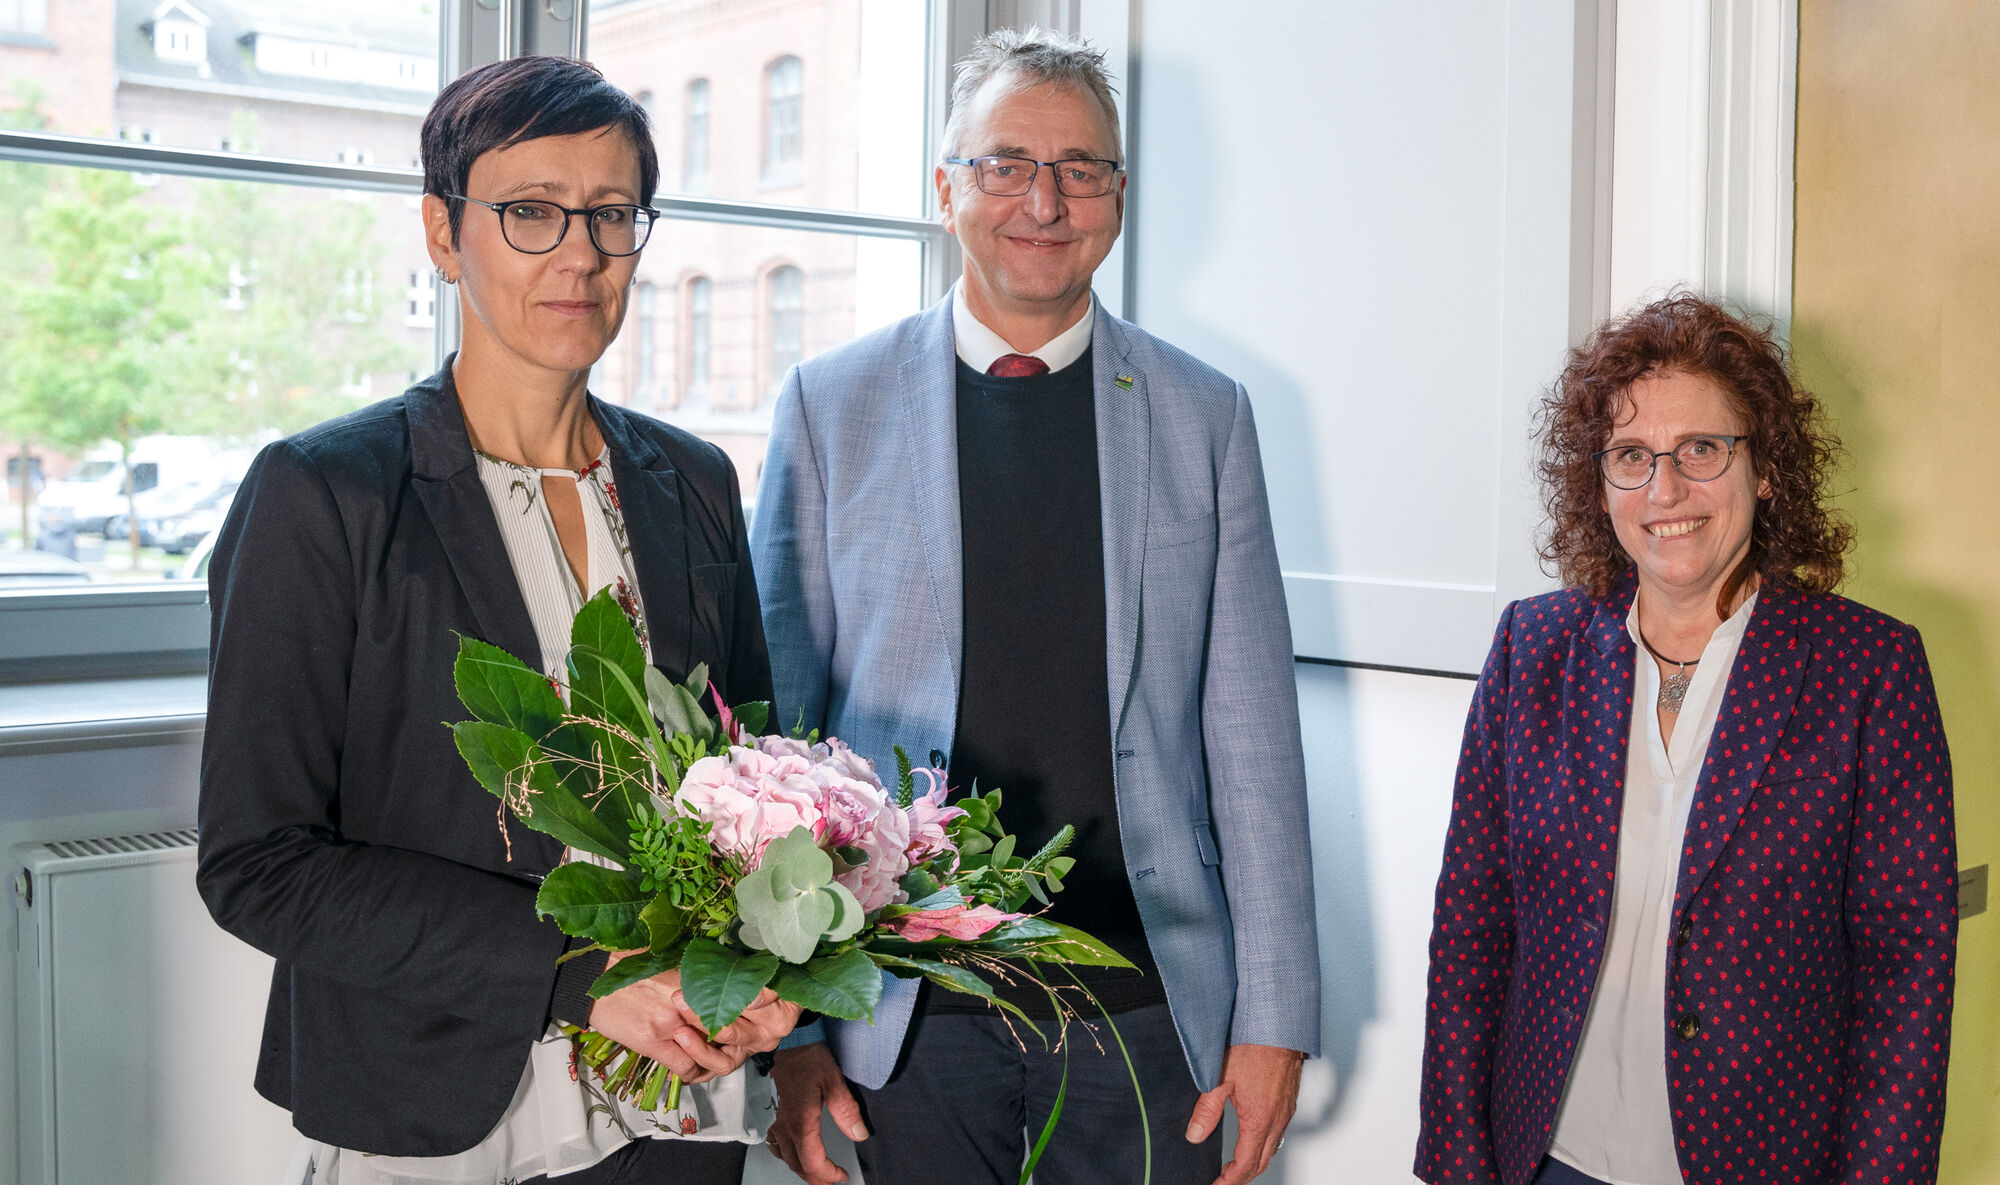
[434,264,456,285]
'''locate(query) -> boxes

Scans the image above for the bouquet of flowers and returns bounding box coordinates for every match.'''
[449,589,1137,1124]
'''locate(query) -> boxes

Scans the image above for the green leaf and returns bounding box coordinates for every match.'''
[734,826,836,963]
[679,936,780,1032]
[640,892,689,951]
[566,591,650,736]
[983,921,1138,969]
[865,951,1044,1041]
[732,700,771,737]
[770,948,882,1021]
[452,722,627,860]
[990,833,1018,868]
[645,664,712,742]
[453,635,565,738]
[683,662,710,703]
[535,861,652,949]
[899,866,942,902]
[588,947,677,998]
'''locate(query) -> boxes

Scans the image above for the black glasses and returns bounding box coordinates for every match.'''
[943,155,1123,198]
[1594,435,1746,490]
[450,194,660,257]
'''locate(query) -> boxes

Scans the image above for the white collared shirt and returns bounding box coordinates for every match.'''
[950,281,1095,374]
[1548,593,1757,1185]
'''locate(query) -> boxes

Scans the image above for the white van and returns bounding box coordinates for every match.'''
[38,437,240,537]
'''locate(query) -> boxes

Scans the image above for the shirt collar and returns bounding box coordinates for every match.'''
[951,282,1095,375]
[1625,589,1759,652]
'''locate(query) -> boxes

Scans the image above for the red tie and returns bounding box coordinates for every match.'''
[987,353,1049,378]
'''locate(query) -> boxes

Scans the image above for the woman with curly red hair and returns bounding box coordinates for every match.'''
[1415,293,1957,1185]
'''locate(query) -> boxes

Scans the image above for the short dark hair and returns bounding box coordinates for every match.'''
[1536,291,1852,612]
[421,56,658,245]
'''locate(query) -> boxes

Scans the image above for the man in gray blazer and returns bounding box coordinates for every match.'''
[752,27,1318,1185]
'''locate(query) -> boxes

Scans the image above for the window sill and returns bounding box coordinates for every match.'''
[0,31,55,50]
[0,675,206,756]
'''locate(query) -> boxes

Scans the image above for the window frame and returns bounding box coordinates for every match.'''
[0,0,974,680]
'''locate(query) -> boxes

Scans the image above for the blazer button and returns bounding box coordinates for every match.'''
[1675,917,1693,946]
[1674,1012,1700,1041]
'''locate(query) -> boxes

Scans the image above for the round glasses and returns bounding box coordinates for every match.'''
[450,194,659,257]
[943,155,1123,198]
[1594,435,1746,490]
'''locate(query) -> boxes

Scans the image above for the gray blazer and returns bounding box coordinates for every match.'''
[750,295,1319,1091]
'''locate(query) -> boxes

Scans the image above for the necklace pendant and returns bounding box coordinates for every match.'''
[1659,670,1693,714]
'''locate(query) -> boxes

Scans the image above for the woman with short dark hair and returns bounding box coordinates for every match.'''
[1415,293,1958,1185]
[198,56,794,1185]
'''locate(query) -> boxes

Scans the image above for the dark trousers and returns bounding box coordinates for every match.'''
[1531,1158,1615,1185]
[851,1002,1220,1185]
[519,1136,747,1184]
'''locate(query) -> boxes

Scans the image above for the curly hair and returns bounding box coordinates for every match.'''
[1536,292,1851,611]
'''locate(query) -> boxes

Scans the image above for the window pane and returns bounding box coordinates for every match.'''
[2,0,434,167]
[593,0,929,217]
[596,222,923,497]
[683,78,711,192]
[0,163,433,589]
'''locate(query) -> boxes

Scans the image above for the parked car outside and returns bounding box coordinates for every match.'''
[105,476,240,551]
[152,485,237,554]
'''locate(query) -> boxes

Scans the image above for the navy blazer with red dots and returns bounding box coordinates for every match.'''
[1416,577,1957,1185]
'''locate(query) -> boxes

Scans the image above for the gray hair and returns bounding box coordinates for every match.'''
[938,27,1123,163]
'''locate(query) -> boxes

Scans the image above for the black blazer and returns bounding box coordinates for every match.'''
[196,363,772,1155]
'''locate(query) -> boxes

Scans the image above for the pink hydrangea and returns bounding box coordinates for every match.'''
[677,736,948,913]
[674,747,821,864]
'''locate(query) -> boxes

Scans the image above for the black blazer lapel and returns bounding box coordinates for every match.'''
[403,363,557,868]
[594,401,694,684]
[1673,584,1812,914]
[406,364,543,674]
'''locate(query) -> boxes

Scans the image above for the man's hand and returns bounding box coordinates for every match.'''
[701,988,803,1056]
[1185,1043,1305,1185]
[586,953,740,1084]
[766,1041,869,1185]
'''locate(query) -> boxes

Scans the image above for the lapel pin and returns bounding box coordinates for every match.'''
[1114,373,1134,389]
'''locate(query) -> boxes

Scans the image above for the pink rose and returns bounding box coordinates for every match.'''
[885,903,1021,942]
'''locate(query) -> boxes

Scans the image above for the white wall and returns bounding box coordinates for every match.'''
[1123,2,1596,675]
[1116,1,1603,1179]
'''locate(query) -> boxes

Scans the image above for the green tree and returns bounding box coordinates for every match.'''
[10,168,220,560]
[0,82,55,548]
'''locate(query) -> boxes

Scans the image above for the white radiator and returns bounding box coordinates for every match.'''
[12,829,296,1185]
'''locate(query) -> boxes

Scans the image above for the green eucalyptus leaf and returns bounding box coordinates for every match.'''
[452,723,627,861]
[770,948,882,1021]
[535,862,651,949]
[683,662,710,702]
[454,635,565,738]
[733,827,836,963]
[820,882,865,943]
[990,833,1017,867]
[679,936,780,1032]
[588,947,677,998]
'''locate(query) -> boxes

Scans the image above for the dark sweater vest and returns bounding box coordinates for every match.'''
[929,348,1165,1019]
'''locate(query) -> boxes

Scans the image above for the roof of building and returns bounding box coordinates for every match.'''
[116,0,437,114]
